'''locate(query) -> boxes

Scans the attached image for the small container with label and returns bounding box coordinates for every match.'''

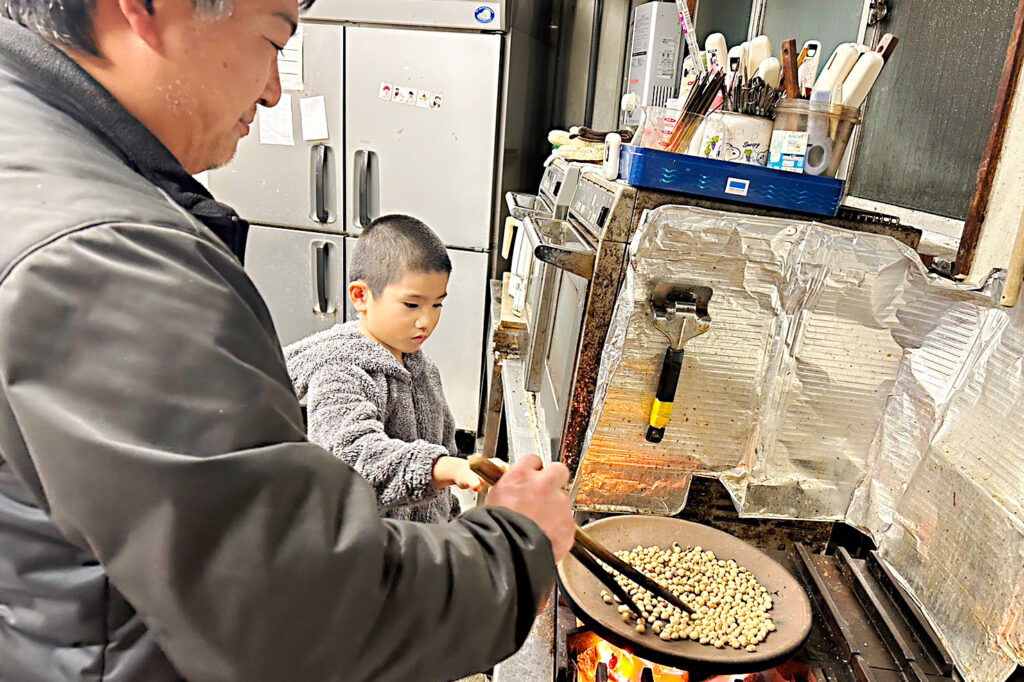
[769,99,862,177]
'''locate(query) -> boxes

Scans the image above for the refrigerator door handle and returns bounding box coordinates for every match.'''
[354,149,376,228]
[314,241,330,314]
[312,144,330,223]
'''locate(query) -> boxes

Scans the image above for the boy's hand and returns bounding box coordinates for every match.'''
[432,456,484,492]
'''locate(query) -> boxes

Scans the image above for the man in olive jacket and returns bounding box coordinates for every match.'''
[0,0,576,680]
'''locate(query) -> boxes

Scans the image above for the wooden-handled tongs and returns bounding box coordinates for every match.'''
[468,456,694,617]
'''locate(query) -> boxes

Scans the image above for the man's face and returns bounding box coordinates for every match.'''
[157,0,298,172]
[351,271,449,360]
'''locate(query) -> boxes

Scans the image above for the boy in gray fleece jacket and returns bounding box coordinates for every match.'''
[285,215,485,524]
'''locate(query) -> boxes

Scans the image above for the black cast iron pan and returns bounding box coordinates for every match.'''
[556,515,813,675]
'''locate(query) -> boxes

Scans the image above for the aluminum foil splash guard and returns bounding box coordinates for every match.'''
[574,205,1024,682]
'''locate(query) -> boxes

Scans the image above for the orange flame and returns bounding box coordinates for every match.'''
[577,639,688,682]
[575,638,815,682]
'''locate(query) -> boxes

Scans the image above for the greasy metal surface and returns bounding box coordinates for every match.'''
[836,548,953,678]
[559,239,628,475]
[560,176,689,476]
[500,357,549,462]
[650,283,713,351]
[569,171,639,245]
[556,515,813,673]
[794,545,957,682]
[559,173,922,479]
[535,244,596,280]
[866,552,955,675]
[677,478,833,554]
[482,282,506,460]
[575,204,1024,681]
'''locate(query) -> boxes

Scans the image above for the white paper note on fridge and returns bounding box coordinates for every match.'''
[258,95,295,146]
[300,95,329,141]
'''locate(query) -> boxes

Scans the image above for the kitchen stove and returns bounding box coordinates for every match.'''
[541,479,1012,682]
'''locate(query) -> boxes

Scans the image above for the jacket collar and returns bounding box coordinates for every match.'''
[0,18,248,261]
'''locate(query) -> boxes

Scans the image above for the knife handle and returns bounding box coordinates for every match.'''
[875,33,899,64]
[782,39,800,99]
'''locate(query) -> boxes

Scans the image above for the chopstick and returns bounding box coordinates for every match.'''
[468,456,695,615]
[665,70,726,155]
[570,544,646,617]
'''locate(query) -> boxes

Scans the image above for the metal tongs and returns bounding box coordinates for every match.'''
[468,456,694,617]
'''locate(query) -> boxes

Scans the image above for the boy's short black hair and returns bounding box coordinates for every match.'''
[350,214,452,296]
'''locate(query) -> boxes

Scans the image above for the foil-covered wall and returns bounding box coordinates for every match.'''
[574,205,1024,681]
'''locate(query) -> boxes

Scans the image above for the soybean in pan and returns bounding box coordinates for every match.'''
[556,515,812,674]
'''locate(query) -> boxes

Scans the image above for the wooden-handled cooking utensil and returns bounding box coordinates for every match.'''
[781,39,800,99]
[467,455,694,616]
[645,283,713,443]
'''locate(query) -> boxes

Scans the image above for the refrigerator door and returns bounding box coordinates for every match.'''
[423,249,488,431]
[307,0,505,31]
[345,26,501,250]
[245,225,346,346]
[207,23,345,232]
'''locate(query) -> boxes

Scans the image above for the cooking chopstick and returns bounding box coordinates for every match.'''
[468,456,695,615]
[573,530,694,614]
[570,543,645,617]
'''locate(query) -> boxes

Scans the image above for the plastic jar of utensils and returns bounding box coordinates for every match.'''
[694,112,774,166]
[769,99,862,178]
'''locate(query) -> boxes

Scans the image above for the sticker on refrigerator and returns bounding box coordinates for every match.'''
[430,93,443,110]
[474,6,496,23]
[416,90,431,108]
[300,95,329,141]
[767,130,809,173]
[378,83,394,100]
[277,26,303,91]
[258,94,295,146]
[394,86,416,105]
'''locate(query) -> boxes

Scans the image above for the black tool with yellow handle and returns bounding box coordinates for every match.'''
[646,347,685,443]
[645,283,713,443]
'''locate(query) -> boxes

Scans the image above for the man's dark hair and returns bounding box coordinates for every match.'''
[351,214,452,296]
[1,0,315,56]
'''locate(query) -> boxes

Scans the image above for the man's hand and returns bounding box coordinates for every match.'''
[485,455,574,562]
[433,456,484,492]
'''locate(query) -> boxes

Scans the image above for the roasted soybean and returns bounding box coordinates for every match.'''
[600,544,776,653]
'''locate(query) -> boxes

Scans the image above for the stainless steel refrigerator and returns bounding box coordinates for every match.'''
[208,0,554,434]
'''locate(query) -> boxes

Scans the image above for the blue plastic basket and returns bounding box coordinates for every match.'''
[618,144,844,217]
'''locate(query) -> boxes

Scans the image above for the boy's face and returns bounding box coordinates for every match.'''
[350,271,450,359]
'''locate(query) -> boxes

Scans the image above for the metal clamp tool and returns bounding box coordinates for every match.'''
[646,283,713,443]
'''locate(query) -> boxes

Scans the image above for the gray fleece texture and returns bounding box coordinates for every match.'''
[285,321,461,523]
